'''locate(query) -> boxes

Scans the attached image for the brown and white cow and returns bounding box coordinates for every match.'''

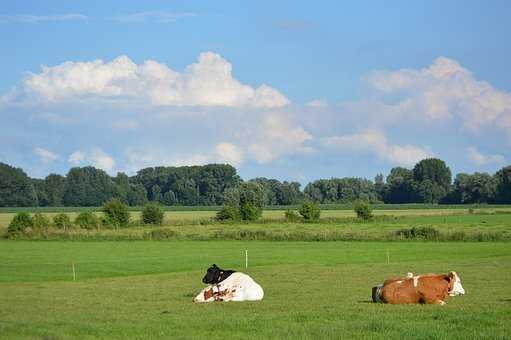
[372,271,465,305]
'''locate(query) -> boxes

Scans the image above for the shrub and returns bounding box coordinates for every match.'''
[284,209,302,222]
[298,202,321,222]
[395,227,440,240]
[142,204,164,225]
[32,213,50,229]
[102,198,130,228]
[240,202,261,221]
[53,213,73,230]
[146,228,177,240]
[75,212,101,230]
[8,212,33,234]
[353,200,373,220]
[216,205,240,221]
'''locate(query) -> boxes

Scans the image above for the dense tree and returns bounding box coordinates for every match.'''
[0,162,38,207]
[495,166,511,203]
[62,167,117,206]
[450,173,497,204]
[44,174,66,206]
[412,158,451,202]
[249,178,303,205]
[383,167,415,203]
[304,178,378,203]
[126,183,148,206]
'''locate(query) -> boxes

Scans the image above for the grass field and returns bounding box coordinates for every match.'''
[0,241,510,339]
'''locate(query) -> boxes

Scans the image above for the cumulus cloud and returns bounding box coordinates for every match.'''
[215,142,244,166]
[467,146,505,166]
[363,57,511,132]
[19,52,289,108]
[306,98,328,108]
[68,151,85,165]
[248,115,313,163]
[67,149,115,174]
[33,147,59,163]
[113,11,195,23]
[323,129,433,166]
[0,14,87,23]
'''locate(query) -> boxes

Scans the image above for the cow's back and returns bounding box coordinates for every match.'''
[220,272,264,301]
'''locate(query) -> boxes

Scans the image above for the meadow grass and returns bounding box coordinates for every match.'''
[0,241,509,339]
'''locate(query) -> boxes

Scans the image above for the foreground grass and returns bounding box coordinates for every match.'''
[0,241,510,339]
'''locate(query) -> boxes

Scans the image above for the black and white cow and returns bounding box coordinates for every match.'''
[193,264,264,303]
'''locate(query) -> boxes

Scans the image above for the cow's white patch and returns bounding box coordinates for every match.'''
[193,272,264,303]
[413,276,420,287]
[406,272,414,278]
[396,280,403,284]
[449,272,466,296]
[439,300,446,305]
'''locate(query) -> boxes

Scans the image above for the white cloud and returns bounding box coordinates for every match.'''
[467,146,505,166]
[33,147,58,162]
[323,129,433,166]
[90,149,115,174]
[20,52,289,108]
[215,142,244,166]
[306,98,328,108]
[364,57,511,132]
[67,149,115,174]
[68,151,85,165]
[0,14,87,23]
[248,115,313,163]
[113,11,195,23]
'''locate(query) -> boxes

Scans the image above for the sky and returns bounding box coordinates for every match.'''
[1,0,510,184]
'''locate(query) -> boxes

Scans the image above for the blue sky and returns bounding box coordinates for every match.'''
[1,1,510,184]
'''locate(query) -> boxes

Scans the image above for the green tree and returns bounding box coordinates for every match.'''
[162,190,177,206]
[8,212,33,234]
[353,200,373,220]
[63,167,116,206]
[44,174,66,206]
[53,213,72,230]
[75,212,101,230]
[141,204,164,225]
[412,158,451,202]
[384,167,415,203]
[495,165,511,203]
[151,184,162,203]
[127,184,148,206]
[298,202,321,222]
[102,198,130,227]
[0,162,38,207]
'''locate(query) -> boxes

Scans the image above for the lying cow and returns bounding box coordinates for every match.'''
[372,271,465,305]
[193,264,264,303]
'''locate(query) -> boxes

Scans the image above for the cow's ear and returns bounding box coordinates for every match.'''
[212,264,217,268]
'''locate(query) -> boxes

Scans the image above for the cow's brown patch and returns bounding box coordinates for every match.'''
[204,288,214,300]
[380,274,452,304]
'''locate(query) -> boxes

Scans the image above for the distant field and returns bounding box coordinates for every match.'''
[0,241,509,338]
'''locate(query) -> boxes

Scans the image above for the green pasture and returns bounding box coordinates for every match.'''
[0,241,510,339]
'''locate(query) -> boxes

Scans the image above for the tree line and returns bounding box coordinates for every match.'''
[0,158,510,207]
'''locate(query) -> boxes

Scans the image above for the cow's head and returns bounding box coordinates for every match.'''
[202,264,222,284]
[447,271,465,296]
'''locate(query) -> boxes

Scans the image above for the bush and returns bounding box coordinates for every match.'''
[142,204,164,225]
[53,213,73,230]
[216,205,240,221]
[75,212,101,230]
[32,213,50,229]
[8,212,33,234]
[353,200,373,220]
[284,209,302,222]
[240,202,261,221]
[102,198,130,228]
[146,228,177,240]
[299,202,321,222]
[395,227,440,240]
